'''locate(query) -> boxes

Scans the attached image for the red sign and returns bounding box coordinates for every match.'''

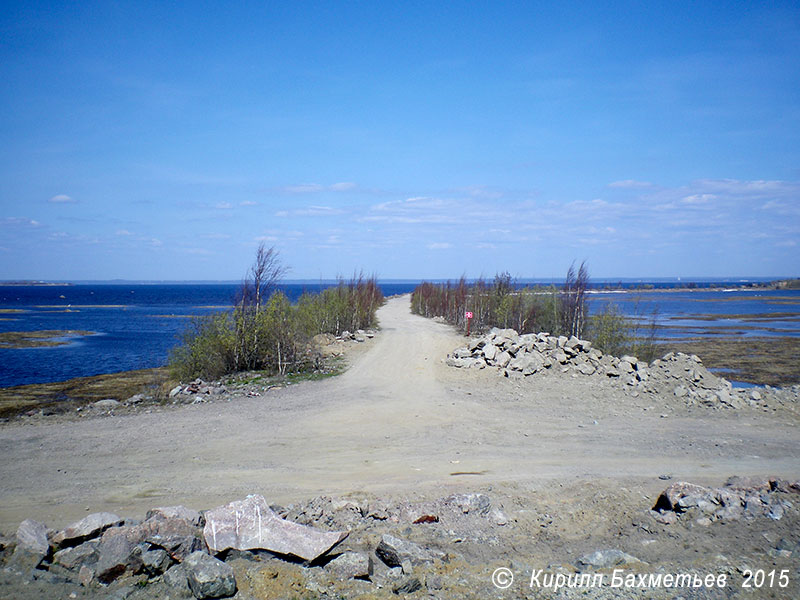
[465,311,474,319]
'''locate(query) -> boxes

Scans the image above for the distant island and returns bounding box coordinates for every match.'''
[0,281,73,287]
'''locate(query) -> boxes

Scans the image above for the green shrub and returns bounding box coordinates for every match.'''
[169,246,383,381]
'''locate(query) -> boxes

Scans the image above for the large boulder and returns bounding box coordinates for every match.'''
[203,494,348,562]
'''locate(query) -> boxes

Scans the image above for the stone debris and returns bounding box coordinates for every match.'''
[202,494,348,561]
[1,483,795,598]
[447,327,800,410]
[652,477,800,524]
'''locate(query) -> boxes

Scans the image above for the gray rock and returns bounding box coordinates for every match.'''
[448,493,491,515]
[576,549,643,569]
[94,533,142,583]
[53,512,123,548]
[10,519,50,572]
[15,519,49,556]
[673,385,688,398]
[325,551,372,579]
[553,350,568,364]
[92,399,120,409]
[183,551,236,599]
[137,516,205,562]
[169,386,182,398]
[203,494,348,561]
[163,563,193,597]
[482,343,498,361]
[142,548,172,575]
[653,482,712,512]
[146,505,204,527]
[126,394,145,404]
[376,534,444,567]
[578,362,595,376]
[489,506,509,526]
[494,351,511,368]
[53,540,98,571]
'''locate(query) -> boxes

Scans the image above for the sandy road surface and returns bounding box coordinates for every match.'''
[1,295,798,531]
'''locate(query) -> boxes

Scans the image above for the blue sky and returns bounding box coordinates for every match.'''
[1,1,799,281]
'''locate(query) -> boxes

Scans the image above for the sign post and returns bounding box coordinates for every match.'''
[465,311,473,336]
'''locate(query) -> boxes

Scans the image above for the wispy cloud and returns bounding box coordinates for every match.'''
[428,242,452,250]
[1,217,41,227]
[276,205,344,217]
[279,182,360,194]
[608,179,652,189]
[49,194,76,203]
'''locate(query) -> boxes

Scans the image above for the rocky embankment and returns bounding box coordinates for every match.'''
[2,476,799,600]
[447,328,800,411]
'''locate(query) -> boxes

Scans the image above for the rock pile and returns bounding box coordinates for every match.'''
[337,329,376,343]
[446,327,799,409]
[1,492,509,599]
[652,476,800,527]
[168,379,229,402]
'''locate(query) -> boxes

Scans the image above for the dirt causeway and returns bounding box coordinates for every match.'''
[1,295,799,598]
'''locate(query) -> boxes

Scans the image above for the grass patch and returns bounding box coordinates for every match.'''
[662,337,800,387]
[0,368,170,419]
[0,330,95,348]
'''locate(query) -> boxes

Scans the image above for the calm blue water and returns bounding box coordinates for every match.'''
[0,283,797,387]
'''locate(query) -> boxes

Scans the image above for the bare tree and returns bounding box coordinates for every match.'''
[235,244,287,370]
[560,260,590,338]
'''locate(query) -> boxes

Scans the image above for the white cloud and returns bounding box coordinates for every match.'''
[240,200,258,207]
[115,229,133,236]
[427,242,452,250]
[49,194,76,203]
[276,205,343,217]
[681,193,716,205]
[282,183,325,194]
[608,179,652,189]
[215,202,233,209]
[330,182,357,191]
[1,217,41,227]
